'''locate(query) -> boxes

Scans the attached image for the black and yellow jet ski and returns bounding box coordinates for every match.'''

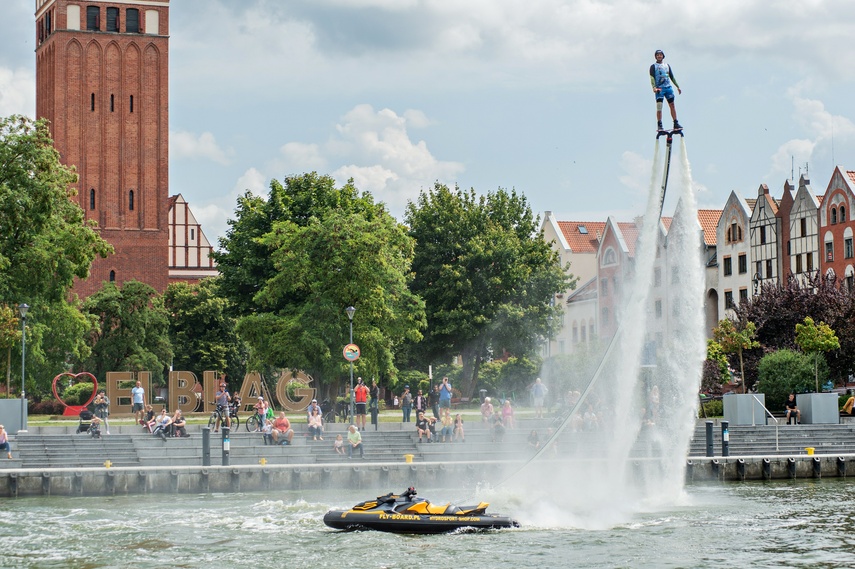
[323,487,519,534]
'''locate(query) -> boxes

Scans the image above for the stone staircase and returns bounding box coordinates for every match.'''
[688,421,855,456]
[14,434,142,469]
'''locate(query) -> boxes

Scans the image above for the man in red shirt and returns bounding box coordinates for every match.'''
[272,412,294,445]
[354,377,370,431]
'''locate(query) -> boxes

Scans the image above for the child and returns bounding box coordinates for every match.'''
[141,404,155,432]
[453,414,465,443]
[261,419,274,445]
[334,434,345,455]
[0,424,12,459]
[89,416,102,439]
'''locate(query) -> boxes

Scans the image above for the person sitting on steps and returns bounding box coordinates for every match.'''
[785,393,801,424]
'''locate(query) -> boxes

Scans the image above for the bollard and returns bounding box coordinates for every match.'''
[222,426,230,466]
[371,405,379,431]
[736,458,745,481]
[812,457,822,478]
[838,457,847,478]
[720,421,729,457]
[787,457,796,478]
[711,459,720,478]
[762,458,771,480]
[202,427,211,467]
[705,421,714,457]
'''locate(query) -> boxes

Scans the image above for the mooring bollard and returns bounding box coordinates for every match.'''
[721,421,729,457]
[705,421,714,457]
[838,456,847,478]
[787,457,796,478]
[812,457,822,478]
[202,426,211,467]
[762,458,771,480]
[736,458,745,481]
[222,425,230,466]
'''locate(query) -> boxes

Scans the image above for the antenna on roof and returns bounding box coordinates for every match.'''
[791,156,794,182]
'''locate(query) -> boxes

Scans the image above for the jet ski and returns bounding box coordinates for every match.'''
[323,487,519,534]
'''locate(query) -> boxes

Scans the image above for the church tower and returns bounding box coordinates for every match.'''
[35,0,170,297]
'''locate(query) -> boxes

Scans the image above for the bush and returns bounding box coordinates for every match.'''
[30,399,66,415]
[698,398,723,418]
[757,349,823,411]
[61,382,95,406]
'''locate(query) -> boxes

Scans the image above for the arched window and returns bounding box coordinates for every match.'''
[841,206,847,222]
[89,189,95,210]
[109,270,116,282]
[832,208,838,224]
[128,190,134,211]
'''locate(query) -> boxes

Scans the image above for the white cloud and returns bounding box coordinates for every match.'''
[273,142,327,174]
[192,167,269,249]
[0,67,34,117]
[171,130,232,165]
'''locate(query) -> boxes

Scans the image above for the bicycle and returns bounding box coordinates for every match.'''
[208,402,241,431]
[245,411,267,432]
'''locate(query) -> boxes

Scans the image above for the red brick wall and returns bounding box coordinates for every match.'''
[36,0,171,297]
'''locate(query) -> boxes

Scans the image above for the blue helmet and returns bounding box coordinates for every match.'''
[655,49,665,57]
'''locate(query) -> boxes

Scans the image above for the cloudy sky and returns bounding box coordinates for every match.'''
[2,0,855,244]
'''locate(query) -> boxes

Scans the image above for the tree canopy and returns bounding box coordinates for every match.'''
[405,183,575,398]
[795,316,840,392]
[712,318,759,393]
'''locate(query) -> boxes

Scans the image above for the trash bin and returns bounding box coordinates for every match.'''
[404,454,414,464]
[805,447,815,455]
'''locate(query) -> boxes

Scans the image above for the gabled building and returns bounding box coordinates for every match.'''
[749,184,781,294]
[716,192,753,315]
[167,194,217,284]
[596,217,639,339]
[819,167,855,289]
[784,175,821,286]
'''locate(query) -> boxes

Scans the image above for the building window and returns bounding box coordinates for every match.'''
[655,300,662,319]
[807,252,814,272]
[613,276,620,295]
[800,217,807,237]
[110,94,114,112]
[600,278,608,297]
[766,259,773,279]
[654,268,661,287]
[723,256,732,276]
[89,189,95,210]
[190,228,196,241]
[739,288,749,303]
[846,238,854,259]
[725,291,734,309]
[106,7,119,32]
[572,325,578,344]
[128,190,134,211]
[127,8,140,33]
[787,240,791,255]
[109,270,116,282]
[129,95,134,113]
[86,6,100,31]
[842,206,847,222]
[832,208,838,224]
[760,225,766,244]
[826,242,834,262]
[756,261,763,279]
[738,254,747,274]
[580,326,586,343]
[848,275,854,291]
[91,93,95,112]
[601,307,609,326]
[796,254,803,274]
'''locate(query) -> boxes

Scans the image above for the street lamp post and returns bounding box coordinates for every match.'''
[18,303,28,432]
[346,306,356,425]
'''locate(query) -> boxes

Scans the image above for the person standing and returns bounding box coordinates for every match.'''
[93,389,111,435]
[532,378,547,419]
[414,389,428,419]
[347,424,364,459]
[439,377,453,415]
[214,382,231,432]
[354,377,369,431]
[649,49,682,132]
[369,379,380,429]
[429,384,440,419]
[131,380,145,425]
[401,386,413,423]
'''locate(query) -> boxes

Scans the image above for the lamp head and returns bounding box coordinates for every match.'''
[18,303,29,318]
[346,306,356,320]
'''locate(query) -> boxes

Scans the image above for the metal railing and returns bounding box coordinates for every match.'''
[752,395,779,451]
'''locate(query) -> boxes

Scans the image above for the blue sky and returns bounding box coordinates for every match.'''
[2,0,855,244]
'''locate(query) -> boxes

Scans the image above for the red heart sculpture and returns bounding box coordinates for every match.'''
[52,372,99,415]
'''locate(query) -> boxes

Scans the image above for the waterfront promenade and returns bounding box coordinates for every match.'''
[2,416,855,496]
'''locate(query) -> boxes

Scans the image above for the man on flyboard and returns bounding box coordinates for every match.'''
[650,49,682,133]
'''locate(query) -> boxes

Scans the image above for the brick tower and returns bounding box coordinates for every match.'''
[35,0,170,297]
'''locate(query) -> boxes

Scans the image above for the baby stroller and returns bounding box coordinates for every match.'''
[77,408,94,434]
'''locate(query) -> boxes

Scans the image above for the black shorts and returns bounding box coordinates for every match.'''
[356,402,367,415]
[132,403,144,412]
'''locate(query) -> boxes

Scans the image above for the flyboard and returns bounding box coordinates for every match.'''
[655,127,684,217]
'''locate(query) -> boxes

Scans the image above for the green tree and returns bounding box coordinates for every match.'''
[239,208,426,385]
[795,316,840,392]
[163,278,246,381]
[713,318,760,393]
[757,348,823,411]
[405,183,575,398]
[77,281,172,385]
[0,304,21,397]
[0,115,112,303]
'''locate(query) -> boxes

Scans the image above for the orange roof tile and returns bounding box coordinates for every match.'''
[848,171,855,186]
[556,221,606,254]
[617,222,639,256]
[697,209,721,246]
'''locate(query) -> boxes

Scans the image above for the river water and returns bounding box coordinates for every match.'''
[0,480,853,568]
